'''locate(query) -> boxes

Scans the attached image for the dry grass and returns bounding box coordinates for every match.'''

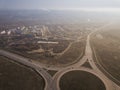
[0,56,45,90]
[91,29,120,84]
[59,70,106,90]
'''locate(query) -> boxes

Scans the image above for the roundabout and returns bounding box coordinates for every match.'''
[0,24,120,90]
[59,70,106,90]
[53,67,114,90]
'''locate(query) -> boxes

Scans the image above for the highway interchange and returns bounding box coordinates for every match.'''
[0,24,120,90]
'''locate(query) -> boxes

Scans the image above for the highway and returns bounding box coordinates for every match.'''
[0,23,120,90]
[0,50,53,90]
[52,23,120,90]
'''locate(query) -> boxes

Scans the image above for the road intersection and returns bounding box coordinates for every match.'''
[0,23,120,90]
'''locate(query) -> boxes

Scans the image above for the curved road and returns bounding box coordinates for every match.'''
[53,23,120,90]
[0,50,53,90]
[0,23,120,90]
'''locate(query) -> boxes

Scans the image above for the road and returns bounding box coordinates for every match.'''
[0,50,53,90]
[0,23,120,90]
[52,23,120,90]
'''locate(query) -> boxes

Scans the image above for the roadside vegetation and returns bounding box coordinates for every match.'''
[0,55,45,90]
[47,70,57,77]
[59,70,106,90]
[6,38,86,66]
[91,29,120,85]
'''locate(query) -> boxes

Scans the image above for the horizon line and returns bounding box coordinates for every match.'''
[0,7,120,12]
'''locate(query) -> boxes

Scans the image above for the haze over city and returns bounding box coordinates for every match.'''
[0,0,120,90]
[0,0,120,11]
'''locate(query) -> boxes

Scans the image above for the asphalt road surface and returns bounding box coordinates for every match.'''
[0,23,120,90]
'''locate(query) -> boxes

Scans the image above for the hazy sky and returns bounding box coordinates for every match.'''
[0,0,120,10]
